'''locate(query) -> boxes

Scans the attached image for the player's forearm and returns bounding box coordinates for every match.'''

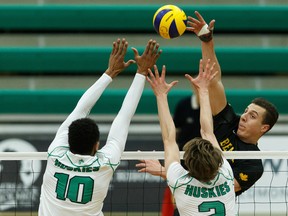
[106,73,145,152]
[199,89,214,137]
[117,73,145,119]
[156,95,176,145]
[199,88,221,149]
[75,73,112,116]
[201,40,221,80]
[201,40,227,116]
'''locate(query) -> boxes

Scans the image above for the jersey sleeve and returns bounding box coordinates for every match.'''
[167,162,187,190]
[99,73,145,163]
[48,73,112,153]
[232,159,264,196]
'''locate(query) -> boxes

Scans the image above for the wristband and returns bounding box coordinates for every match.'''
[197,24,214,42]
[197,24,210,36]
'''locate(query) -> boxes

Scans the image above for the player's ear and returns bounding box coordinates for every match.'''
[92,142,100,155]
[261,124,270,134]
[95,141,100,151]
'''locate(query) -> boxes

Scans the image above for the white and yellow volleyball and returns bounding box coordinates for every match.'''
[153,5,187,39]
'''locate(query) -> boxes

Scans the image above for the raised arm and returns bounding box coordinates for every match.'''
[101,40,162,160]
[147,65,179,170]
[186,11,227,116]
[49,38,135,150]
[185,59,221,150]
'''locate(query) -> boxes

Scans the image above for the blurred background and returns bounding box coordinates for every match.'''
[0,0,287,215]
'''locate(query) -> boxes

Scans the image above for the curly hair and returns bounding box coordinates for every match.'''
[68,118,99,155]
[183,137,223,182]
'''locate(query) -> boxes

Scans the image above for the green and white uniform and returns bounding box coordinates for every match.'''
[38,73,145,216]
[167,158,235,216]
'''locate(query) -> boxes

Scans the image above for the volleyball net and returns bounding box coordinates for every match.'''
[0,151,287,216]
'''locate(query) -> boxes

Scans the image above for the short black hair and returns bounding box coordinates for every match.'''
[251,98,279,132]
[68,118,99,155]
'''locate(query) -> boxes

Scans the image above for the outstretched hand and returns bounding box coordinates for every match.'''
[147,65,178,97]
[185,59,218,92]
[132,39,162,76]
[106,38,136,79]
[186,11,215,38]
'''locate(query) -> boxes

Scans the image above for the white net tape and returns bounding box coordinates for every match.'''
[0,151,287,160]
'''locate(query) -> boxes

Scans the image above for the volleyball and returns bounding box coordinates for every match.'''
[153,5,187,39]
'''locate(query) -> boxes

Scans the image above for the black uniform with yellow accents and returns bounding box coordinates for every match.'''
[213,103,264,196]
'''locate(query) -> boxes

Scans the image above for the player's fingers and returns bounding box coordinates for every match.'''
[147,69,156,85]
[149,40,157,55]
[211,70,219,80]
[205,59,211,73]
[153,43,160,54]
[187,16,193,21]
[199,59,204,73]
[185,74,193,82]
[210,62,216,71]
[160,65,166,78]
[186,27,196,32]
[154,49,162,62]
[135,162,146,168]
[115,38,122,55]
[119,38,127,55]
[121,40,128,56]
[111,39,118,55]
[144,39,153,55]
[154,64,160,79]
[195,11,205,22]
[208,62,215,76]
[170,80,179,88]
[187,21,198,29]
[209,20,215,31]
[131,47,139,58]
[146,76,152,85]
[188,16,200,25]
[137,168,146,173]
[148,68,155,79]
[124,59,136,68]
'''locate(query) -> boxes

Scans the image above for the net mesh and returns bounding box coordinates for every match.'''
[0,151,287,216]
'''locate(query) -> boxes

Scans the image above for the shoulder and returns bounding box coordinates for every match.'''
[213,104,239,137]
[167,162,191,188]
[220,158,234,173]
[214,103,239,122]
[167,162,187,180]
[48,146,69,157]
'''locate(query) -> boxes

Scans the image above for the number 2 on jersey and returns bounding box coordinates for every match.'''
[54,173,94,204]
[198,201,225,215]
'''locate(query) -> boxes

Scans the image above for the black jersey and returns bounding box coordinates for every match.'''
[213,103,264,196]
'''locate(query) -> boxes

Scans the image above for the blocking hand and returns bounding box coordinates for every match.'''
[106,38,136,79]
[132,39,162,76]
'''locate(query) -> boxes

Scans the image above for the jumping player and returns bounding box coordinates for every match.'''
[187,11,279,196]
[38,38,162,216]
[146,59,235,215]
